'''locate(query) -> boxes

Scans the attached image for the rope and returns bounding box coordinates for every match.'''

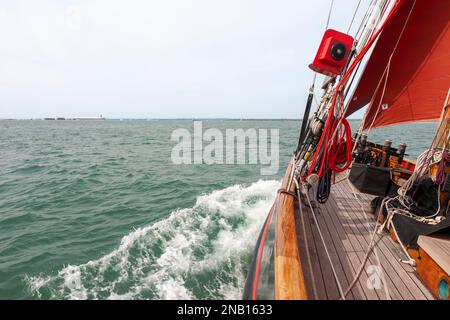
[354,0,377,41]
[277,188,297,198]
[307,0,406,181]
[355,0,388,51]
[385,194,443,223]
[347,0,362,34]
[381,198,417,266]
[317,167,332,204]
[303,182,346,300]
[381,187,448,268]
[383,212,415,265]
[350,50,393,158]
[436,150,450,185]
[362,0,416,132]
[345,182,391,299]
[350,0,392,141]
[363,55,392,135]
[327,118,353,173]
[325,0,335,30]
[297,0,334,155]
[398,129,444,203]
[293,179,319,300]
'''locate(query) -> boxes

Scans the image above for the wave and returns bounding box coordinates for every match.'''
[25,180,280,300]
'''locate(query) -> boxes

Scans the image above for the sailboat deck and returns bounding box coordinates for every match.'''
[295,178,435,300]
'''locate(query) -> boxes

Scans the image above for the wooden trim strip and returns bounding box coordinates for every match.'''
[274,161,308,300]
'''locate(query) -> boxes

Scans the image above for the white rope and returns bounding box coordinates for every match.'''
[396,101,449,198]
[294,179,319,300]
[347,0,392,148]
[360,0,416,133]
[380,188,446,268]
[356,0,389,51]
[341,220,382,297]
[398,149,443,204]
[381,197,416,265]
[363,57,391,137]
[354,0,377,41]
[349,55,392,158]
[385,211,416,266]
[346,181,391,299]
[302,182,346,300]
[385,195,443,224]
[319,0,400,157]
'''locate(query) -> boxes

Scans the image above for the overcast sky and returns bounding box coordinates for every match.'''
[0,0,369,119]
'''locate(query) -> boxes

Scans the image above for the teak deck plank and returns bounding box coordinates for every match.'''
[336,180,433,299]
[296,187,381,300]
[320,193,381,300]
[334,180,433,300]
[295,201,329,299]
[301,199,347,299]
[323,188,389,299]
[333,180,434,300]
[331,182,413,300]
[294,177,435,300]
[311,198,365,299]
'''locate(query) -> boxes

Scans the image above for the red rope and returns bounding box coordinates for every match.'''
[327,118,353,173]
[307,0,405,179]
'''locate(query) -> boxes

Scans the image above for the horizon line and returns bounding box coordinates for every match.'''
[0,117,364,121]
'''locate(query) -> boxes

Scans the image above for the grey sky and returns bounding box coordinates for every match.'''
[0,0,369,119]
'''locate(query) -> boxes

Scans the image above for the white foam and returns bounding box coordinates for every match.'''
[25,179,280,299]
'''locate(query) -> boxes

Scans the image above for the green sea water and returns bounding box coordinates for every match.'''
[0,119,437,299]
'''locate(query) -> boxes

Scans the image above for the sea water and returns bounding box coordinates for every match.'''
[0,119,437,299]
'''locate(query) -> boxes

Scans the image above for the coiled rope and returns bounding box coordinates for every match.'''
[308,0,406,183]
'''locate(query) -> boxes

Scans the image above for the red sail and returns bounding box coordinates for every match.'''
[346,0,450,129]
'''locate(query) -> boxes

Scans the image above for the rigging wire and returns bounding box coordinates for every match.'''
[296,0,335,157]
[294,179,319,300]
[342,0,380,105]
[307,0,406,204]
[302,181,346,300]
[347,0,363,34]
[307,0,335,103]
[343,182,392,299]
[361,0,416,133]
[308,0,335,94]
[354,0,377,41]
[325,0,335,30]
[308,0,405,180]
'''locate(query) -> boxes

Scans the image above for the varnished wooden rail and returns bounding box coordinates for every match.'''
[274,160,308,300]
